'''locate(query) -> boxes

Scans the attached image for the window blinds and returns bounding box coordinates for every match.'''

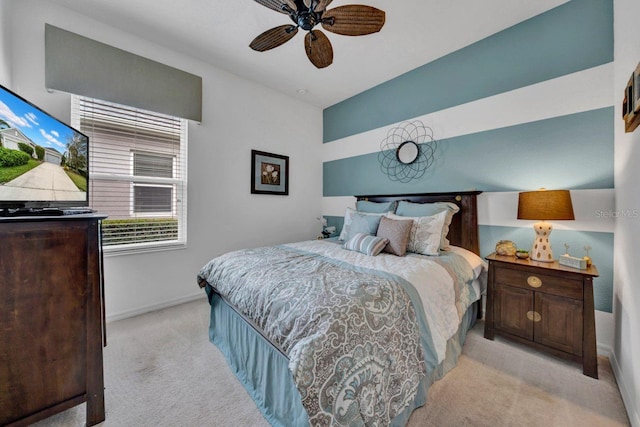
[72,96,187,249]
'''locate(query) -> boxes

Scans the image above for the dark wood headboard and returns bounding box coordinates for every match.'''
[356,191,482,255]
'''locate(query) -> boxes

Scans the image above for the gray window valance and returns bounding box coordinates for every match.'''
[45,24,202,123]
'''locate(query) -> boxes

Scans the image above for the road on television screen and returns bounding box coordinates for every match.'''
[0,162,86,201]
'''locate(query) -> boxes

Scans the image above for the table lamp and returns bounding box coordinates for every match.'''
[517,189,575,262]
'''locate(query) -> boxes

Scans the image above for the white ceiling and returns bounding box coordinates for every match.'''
[48,0,568,109]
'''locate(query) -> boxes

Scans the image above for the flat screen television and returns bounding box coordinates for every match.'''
[0,84,89,213]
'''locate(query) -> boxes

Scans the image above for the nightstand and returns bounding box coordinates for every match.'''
[484,252,600,378]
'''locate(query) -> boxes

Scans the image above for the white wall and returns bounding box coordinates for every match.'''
[5,7,637,425]
[613,0,640,425]
[0,0,11,85]
[5,0,323,320]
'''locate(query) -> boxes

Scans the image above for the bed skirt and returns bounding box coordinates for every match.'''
[205,285,478,427]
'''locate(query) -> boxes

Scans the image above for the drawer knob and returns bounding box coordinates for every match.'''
[527,275,542,288]
[527,311,542,322]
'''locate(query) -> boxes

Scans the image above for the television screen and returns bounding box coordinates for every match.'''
[0,84,89,210]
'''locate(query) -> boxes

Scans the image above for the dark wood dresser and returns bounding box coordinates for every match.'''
[0,215,106,426]
[483,252,599,378]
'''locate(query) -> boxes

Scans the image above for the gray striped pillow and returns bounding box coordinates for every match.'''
[343,233,389,256]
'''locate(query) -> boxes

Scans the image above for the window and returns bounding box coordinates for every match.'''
[72,96,187,252]
[133,184,173,214]
[132,152,175,215]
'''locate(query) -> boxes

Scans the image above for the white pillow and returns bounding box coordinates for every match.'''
[394,201,459,250]
[387,211,448,256]
[439,203,460,250]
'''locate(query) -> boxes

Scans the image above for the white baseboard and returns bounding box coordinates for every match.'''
[105,292,206,323]
[609,350,640,427]
[597,343,613,358]
[595,310,614,356]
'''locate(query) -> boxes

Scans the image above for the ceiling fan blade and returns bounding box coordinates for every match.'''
[253,0,296,14]
[304,30,333,69]
[321,5,385,36]
[303,0,332,12]
[314,0,333,12]
[250,25,299,52]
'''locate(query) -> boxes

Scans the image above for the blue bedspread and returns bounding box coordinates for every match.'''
[197,245,429,427]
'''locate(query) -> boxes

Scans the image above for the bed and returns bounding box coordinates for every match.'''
[197,191,485,427]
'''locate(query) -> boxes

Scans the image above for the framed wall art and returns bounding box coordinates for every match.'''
[634,62,640,114]
[624,74,634,118]
[623,63,640,133]
[251,150,289,195]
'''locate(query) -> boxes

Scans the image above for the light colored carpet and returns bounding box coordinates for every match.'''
[32,298,630,427]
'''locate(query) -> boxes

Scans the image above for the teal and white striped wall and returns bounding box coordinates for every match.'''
[321,0,615,315]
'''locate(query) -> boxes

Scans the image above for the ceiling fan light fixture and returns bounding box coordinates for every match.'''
[250,0,385,68]
[296,10,318,30]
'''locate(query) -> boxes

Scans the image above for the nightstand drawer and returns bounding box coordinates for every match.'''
[494,266,583,300]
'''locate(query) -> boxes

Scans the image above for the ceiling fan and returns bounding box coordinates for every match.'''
[249,0,385,69]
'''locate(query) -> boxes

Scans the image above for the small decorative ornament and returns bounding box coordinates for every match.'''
[559,243,588,269]
[516,249,530,259]
[378,120,437,183]
[495,240,517,256]
[317,216,331,238]
[583,245,593,267]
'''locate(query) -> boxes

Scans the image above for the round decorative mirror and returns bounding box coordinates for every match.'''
[378,120,437,183]
[396,141,419,164]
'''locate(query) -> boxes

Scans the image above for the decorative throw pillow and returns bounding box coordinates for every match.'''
[339,208,386,241]
[395,201,457,217]
[387,211,449,256]
[395,201,459,249]
[356,200,397,214]
[376,216,413,256]
[343,233,389,256]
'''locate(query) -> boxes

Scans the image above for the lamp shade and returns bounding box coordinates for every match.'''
[517,189,575,221]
